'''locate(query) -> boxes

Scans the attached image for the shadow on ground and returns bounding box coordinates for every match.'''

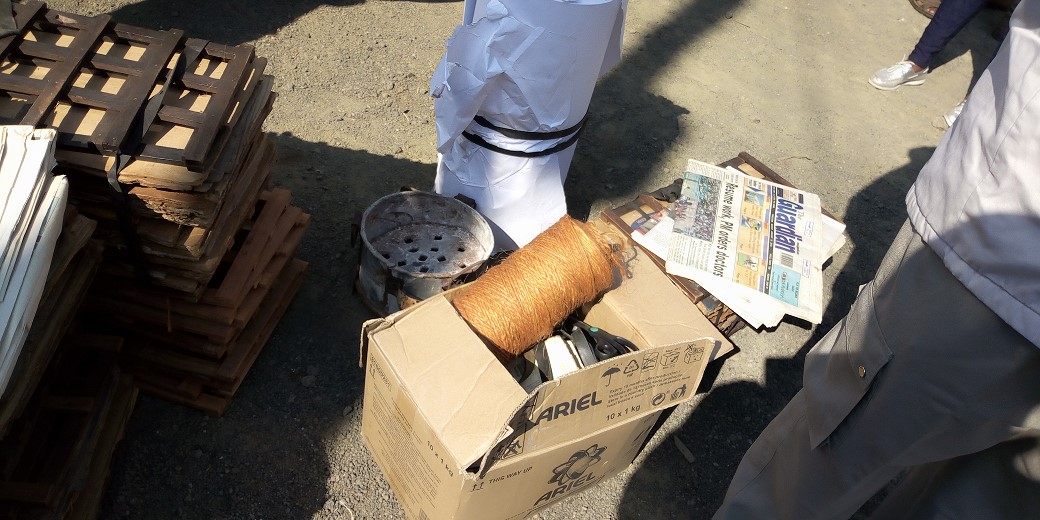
[101,0,362,44]
[102,0,464,45]
[567,0,749,220]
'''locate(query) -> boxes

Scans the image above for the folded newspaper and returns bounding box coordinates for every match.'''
[634,159,845,329]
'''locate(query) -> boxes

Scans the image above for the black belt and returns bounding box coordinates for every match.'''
[461,114,588,158]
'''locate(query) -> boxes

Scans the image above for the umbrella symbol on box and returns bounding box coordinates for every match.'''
[601,366,621,387]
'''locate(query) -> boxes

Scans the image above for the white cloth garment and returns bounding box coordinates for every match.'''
[906,0,1040,348]
[430,0,628,248]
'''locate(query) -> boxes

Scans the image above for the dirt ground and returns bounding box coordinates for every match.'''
[42,0,1008,518]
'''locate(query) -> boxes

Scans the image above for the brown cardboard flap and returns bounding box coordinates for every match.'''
[368,296,529,469]
[359,317,391,368]
[358,284,466,367]
[586,243,733,356]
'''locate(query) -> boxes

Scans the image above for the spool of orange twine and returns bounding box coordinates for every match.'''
[451,215,623,362]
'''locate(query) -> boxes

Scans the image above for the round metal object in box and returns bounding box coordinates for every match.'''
[357,191,494,316]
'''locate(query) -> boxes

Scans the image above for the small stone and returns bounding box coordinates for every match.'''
[301,375,317,388]
[342,405,354,416]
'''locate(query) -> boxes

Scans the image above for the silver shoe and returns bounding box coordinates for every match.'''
[869,60,929,90]
[943,99,966,128]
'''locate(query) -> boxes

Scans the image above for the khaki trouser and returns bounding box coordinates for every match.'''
[714,222,1040,519]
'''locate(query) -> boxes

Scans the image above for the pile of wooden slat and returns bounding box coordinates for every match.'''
[0,204,101,439]
[0,195,131,519]
[0,332,134,520]
[91,189,309,416]
[0,1,310,416]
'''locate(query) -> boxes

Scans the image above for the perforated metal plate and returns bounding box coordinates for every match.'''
[357,190,494,315]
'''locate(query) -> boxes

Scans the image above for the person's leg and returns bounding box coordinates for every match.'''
[940,3,1013,127]
[715,388,912,520]
[714,222,1040,520]
[869,435,1040,519]
[908,0,991,68]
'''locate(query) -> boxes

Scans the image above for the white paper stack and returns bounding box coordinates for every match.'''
[431,0,628,249]
[0,126,69,398]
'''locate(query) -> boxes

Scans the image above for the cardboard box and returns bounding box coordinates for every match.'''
[359,245,730,520]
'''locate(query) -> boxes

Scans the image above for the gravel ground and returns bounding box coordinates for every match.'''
[40,0,1008,518]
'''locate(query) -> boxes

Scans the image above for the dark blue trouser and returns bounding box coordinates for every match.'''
[908,0,990,68]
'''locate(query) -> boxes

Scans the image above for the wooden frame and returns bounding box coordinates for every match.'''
[0,3,110,129]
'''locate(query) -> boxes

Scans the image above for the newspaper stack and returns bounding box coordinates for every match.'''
[0,126,68,397]
[633,159,845,329]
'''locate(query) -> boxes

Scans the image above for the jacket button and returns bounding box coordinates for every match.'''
[857,365,866,378]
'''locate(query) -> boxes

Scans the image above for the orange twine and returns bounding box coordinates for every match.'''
[452,216,620,362]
